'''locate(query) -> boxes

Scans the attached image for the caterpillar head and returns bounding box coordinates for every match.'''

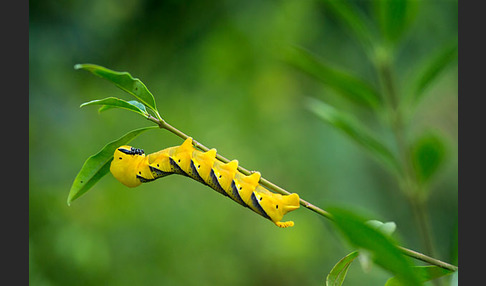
[110,145,147,187]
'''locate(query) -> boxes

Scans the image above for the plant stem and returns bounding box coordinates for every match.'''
[398,246,457,272]
[377,60,438,261]
[376,58,446,286]
[147,115,334,220]
[146,114,457,272]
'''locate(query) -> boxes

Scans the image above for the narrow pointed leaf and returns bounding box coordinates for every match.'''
[385,266,454,286]
[74,64,158,112]
[374,0,419,44]
[81,97,149,118]
[306,97,400,174]
[329,207,421,286]
[411,132,446,185]
[67,126,158,205]
[408,42,458,105]
[326,251,359,286]
[319,0,375,49]
[286,47,381,110]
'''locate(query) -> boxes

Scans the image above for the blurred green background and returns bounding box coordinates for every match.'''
[29,0,457,285]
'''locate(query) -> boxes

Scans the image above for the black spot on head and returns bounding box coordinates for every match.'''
[139,171,141,174]
[276,205,278,209]
[178,159,181,163]
[119,157,122,160]
[239,187,242,190]
[157,164,159,167]
[259,197,263,201]
[198,165,200,168]
[219,175,222,179]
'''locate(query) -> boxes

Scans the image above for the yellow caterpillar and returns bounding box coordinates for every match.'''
[110,138,300,228]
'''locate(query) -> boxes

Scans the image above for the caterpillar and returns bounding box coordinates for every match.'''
[110,137,300,228]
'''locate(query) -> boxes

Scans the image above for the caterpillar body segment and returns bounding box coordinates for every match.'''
[229,171,259,208]
[190,148,217,183]
[208,160,239,198]
[168,138,194,176]
[110,138,300,228]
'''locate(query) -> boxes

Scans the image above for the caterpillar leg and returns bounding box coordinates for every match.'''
[275,221,294,228]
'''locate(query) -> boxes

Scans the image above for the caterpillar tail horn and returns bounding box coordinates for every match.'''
[275,193,300,228]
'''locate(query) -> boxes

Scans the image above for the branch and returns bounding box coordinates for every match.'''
[147,114,457,272]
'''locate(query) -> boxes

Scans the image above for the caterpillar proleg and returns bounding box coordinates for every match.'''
[110,138,300,228]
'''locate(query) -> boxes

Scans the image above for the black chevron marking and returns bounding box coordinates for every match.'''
[149,166,173,178]
[169,157,189,177]
[208,169,229,197]
[230,180,248,208]
[189,160,206,184]
[137,175,156,183]
[250,192,271,220]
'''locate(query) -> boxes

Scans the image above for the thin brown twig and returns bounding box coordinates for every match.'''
[146,114,457,273]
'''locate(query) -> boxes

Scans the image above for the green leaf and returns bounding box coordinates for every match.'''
[74,64,158,113]
[385,266,454,286]
[306,97,401,175]
[411,132,446,184]
[407,41,458,105]
[286,47,381,110]
[326,251,359,286]
[329,207,421,285]
[366,220,397,236]
[374,0,419,44]
[319,0,375,50]
[81,97,149,118]
[67,126,158,205]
